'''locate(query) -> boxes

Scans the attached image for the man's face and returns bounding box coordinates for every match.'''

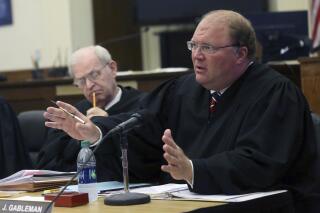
[190,17,241,90]
[72,55,117,108]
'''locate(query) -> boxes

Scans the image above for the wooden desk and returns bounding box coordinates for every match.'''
[52,198,221,213]
[4,190,294,213]
[298,57,320,114]
[7,192,222,213]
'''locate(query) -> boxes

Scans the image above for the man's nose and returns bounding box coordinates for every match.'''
[193,47,205,59]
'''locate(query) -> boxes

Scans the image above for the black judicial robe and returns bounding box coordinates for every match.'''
[36,86,146,182]
[0,97,32,179]
[93,62,318,207]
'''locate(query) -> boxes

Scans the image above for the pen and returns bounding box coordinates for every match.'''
[50,100,85,124]
[92,92,96,108]
[42,188,60,195]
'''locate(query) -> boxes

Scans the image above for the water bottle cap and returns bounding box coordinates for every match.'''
[81,140,91,148]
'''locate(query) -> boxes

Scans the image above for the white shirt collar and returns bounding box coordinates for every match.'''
[210,88,228,96]
[104,86,122,110]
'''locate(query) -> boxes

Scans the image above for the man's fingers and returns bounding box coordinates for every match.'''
[56,101,83,117]
[163,143,180,156]
[162,130,178,148]
[161,164,175,173]
[45,121,63,129]
[56,101,76,111]
[163,152,179,165]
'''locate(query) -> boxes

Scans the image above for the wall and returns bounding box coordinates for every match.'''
[69,0,94,51]
[0,0,312,72]
[269,0,309,11]
[141,0,312,70]
[0,0,94,72]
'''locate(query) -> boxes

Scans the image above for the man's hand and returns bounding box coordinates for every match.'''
[44,101,100,143]
[86,107,108,119]
[161,129,193,184]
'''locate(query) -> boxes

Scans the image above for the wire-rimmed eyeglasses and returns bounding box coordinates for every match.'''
[187,41,239,54]
[73,62,110,88]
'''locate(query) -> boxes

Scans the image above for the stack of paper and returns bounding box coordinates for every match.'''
[130,183,188,199]
[0,170,76,191]
[129,183,287,202]
[66,181,151,195]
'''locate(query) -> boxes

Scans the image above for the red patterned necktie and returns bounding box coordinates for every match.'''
[209,92,221,112]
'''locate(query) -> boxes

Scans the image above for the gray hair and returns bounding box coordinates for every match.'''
[94,45,112,65]
[68,45,112,77]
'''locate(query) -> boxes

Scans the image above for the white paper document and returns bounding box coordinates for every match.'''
[130,183,188,198]
[171,189,287,202]
[129,183,287,202]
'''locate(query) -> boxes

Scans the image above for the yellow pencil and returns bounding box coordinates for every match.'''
[93,92,96,107]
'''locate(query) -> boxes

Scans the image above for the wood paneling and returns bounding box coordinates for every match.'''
[0,70,191,114]
[298,57,320,114]
[93,0,142,70]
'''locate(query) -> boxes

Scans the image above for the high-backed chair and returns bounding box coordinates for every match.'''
[17,110,47,168]
[0,98,32,178]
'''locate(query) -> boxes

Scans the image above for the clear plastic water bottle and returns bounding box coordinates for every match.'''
[77,140,98,202]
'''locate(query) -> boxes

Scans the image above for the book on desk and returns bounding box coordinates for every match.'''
[0,170,76,191]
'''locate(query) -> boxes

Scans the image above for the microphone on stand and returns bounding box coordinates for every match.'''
[43,111,149,212]
[104,111,151,206]
[108,112,144,135]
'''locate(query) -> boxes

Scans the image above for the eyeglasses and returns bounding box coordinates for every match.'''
[73,63,109,88]
[187,41,239,54]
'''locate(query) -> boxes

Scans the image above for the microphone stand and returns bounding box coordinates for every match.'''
[43,113,147,212]
[104,130,150,205]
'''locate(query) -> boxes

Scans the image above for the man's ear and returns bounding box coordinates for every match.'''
[235,46,248,64]
[109,60,118,76]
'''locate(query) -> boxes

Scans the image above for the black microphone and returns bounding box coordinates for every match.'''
[108,113,143,135]
[43,111,147,212]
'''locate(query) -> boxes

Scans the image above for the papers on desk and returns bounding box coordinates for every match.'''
[170,189,288,202]
[65,181,151,194]
[0,170,76,191]
[130,183,188,199]
[129,183,287,202]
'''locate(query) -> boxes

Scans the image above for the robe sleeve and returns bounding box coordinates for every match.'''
[191,81,317,195]
[93,78,179,182]
[36,127,80,171]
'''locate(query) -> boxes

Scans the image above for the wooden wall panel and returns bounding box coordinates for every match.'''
[93,0,142,70]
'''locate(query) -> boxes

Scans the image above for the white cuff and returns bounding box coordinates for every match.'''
[90,126,103,147]
[186,160,194,188]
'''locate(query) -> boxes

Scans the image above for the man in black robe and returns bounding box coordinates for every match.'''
[37,46,146,181]
[44,11,318,211]
[0,97,32,179]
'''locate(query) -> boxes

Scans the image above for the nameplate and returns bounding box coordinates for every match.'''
[0,200,52,213]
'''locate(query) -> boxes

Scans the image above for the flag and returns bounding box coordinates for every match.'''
[311,0,320,48]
